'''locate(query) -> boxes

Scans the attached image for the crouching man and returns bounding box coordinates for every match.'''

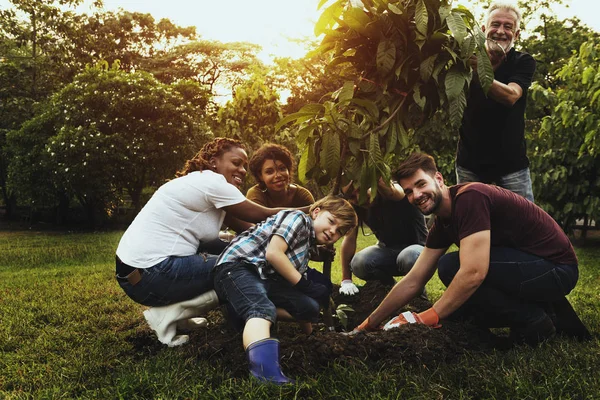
[351,152,590,345]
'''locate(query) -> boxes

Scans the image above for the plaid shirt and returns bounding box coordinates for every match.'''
[216,210,316,279]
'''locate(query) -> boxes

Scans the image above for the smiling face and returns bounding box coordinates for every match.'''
[311,208,344,245]
[210,146,248,189]
[484,8,520,54]
[398,169,445,216]
[259,159,290,194]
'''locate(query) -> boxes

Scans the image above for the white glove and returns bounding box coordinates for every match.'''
[339,280,359,295]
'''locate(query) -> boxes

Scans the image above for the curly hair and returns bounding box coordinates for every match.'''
[248,143,294,188]
[176,137,246,177]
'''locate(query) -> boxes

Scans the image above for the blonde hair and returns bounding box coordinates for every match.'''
[487,1,522,30]
[309,195,358,235]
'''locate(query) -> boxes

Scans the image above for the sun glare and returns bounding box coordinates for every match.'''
[78,0,323,64]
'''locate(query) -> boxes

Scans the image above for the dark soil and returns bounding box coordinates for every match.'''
[127,281,505,378]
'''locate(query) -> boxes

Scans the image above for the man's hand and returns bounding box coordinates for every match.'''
[345,317,380,335]
[339,279,359,296]
[382,308,441,330]
[295,278,330,307]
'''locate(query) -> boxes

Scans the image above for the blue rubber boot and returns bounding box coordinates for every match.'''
[246,338,294,385]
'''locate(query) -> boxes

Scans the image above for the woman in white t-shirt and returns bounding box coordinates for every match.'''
[115,137,287,346]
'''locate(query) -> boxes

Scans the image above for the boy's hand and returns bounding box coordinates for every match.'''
[295,278,330,306]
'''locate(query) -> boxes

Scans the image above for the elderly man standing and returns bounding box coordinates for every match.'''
[351,153,590,345]
[457,2,536,201]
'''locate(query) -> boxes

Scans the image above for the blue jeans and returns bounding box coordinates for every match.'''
[437,247,578,328]
[351,243,424,281]
[116,253,218,307]
[214,262,320,330]
[456,165,534,202]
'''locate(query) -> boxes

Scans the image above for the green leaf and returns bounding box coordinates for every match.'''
[449,89,467,127]
[377,40,396,77]
[320,132,341,179]
[350,98,380,120]
[343,7,372,35]
[446,12,467,46]
[388,3,403,15]
[412,86,426,109]
[385,119,398,154]
[415,0,429,36]
[298,144,310,183]
[445,65,466,100]
[338,81,356,103]
[582,66,595,85]
[420,54,437,82]
[477,47,494,94]
[315,1,343,36]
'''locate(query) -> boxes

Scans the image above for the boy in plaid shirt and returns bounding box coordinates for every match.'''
[214,195,357,385]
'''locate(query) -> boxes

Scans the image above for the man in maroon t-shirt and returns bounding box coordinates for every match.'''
[350,153,589,345]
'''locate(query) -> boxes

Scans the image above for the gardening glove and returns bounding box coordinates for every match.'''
[383,308,441,331]
[346,317,381,335]
[295,277,330,307]
[339,279,359,296]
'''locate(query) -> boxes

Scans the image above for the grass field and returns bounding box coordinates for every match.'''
[0,230,599,399]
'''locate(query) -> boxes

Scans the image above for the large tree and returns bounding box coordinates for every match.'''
[529,39,600,235]
[7,64,211,226]
[279,0,493,201]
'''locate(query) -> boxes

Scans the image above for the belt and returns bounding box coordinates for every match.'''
[115,256,143,286]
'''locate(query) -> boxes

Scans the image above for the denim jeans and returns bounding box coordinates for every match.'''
[351,243,424,281]
[116,253,218,307]
[456,165,534,202]
[437,247,578,328]
[214,261,320,330]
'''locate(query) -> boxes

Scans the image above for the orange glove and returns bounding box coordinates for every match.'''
[383,308,441,330]
[346,317,381,335]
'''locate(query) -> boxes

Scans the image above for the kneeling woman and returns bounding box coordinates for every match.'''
[115,137,284,346]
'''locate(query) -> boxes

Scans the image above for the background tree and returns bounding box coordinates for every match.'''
[529,39,600,235]
[215,68,284,152]
[7,64,211,226]
[270,40,357,115]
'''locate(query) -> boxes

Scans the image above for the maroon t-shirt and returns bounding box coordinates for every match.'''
[426,183,577,266]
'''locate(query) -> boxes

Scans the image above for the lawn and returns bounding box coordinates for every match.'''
[0,230,598,399]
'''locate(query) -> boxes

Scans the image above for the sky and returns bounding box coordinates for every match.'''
[70,0,599,63]
[1,0,599,62]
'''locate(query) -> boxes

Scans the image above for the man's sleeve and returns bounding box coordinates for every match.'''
[509,53,536,91]
[454,191,492,241]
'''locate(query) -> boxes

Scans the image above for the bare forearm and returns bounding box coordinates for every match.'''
[340,235,356,281]
[266,250,302,284]
[433,267,486,319]
[368,281,421,326]
[487,80,521,106]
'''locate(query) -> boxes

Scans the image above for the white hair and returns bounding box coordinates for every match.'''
[486,1,522,30]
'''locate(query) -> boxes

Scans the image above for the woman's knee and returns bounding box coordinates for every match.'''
[437,252,460,287]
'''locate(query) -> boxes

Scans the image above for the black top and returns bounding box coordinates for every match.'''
[457,48,536,179]
[354,196,428,248]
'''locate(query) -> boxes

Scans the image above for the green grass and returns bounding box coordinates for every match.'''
[1,231,598,399]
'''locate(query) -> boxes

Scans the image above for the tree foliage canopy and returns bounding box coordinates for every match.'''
[278,0,493,201]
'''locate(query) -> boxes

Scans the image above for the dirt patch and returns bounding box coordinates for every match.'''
[130,281,503,378]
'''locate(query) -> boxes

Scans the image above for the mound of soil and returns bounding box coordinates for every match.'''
[128,281,502,378]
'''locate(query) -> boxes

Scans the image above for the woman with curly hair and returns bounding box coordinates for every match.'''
[247,143,314,208]
[246,143,333,325]
[115,137,285,346]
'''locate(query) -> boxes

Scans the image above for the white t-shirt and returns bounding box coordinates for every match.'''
[116,170,246,268]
